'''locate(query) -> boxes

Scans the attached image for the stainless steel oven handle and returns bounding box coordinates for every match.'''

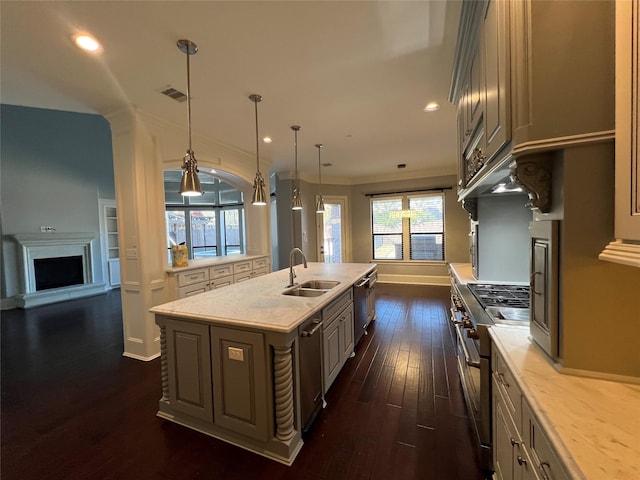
[454,324,480,368]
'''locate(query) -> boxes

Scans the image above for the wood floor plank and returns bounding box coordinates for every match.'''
[1,284,487,480]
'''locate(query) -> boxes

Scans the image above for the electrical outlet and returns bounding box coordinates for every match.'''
[228,346,244,362]
[40,226,47,232]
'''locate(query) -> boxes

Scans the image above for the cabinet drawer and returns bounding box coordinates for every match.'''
[178,282,209,298]
[322,289,353,324]
[252,257,269,270]
[210,275,233,289]
[493,349,523,428]
[523,401,570,480]
[233,261,252,274]
[177,268,209,287]
[234,272,252,283]
[252,267,269,277]
[210,264,233,279]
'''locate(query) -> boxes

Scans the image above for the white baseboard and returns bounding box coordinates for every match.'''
[1,297,18,310]
[377,274,450,286]
[14,283,106,309]
[122,351,160,362]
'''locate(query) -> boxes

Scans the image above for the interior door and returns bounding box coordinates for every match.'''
[316,196,349,263]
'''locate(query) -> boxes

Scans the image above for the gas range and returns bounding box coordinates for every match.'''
[468,283,530,324]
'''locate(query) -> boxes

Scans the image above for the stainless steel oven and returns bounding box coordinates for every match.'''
[450,280,493,471]
[450,277,530,473]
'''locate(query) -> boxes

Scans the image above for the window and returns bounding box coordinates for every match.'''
[371,192,445,261]
[164,171,245,260]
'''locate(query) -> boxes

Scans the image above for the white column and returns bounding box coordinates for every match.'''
[107,107,272,360]
[107,108,169,360]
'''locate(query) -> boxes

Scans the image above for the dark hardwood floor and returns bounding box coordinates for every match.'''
[1,283,488,479]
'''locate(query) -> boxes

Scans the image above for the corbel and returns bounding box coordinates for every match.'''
[462,197,478,221]
[509,156,553,213]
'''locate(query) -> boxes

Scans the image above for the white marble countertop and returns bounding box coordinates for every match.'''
[166,253,269,274]
[449,262,475,284]
[489,325,640,480]
[152,262,376,333]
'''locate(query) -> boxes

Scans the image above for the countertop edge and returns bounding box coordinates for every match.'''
[489,325,640,480]
[152,263,377,334]
[165,254,270,274]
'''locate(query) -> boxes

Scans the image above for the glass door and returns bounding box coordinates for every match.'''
[317,196,349,263]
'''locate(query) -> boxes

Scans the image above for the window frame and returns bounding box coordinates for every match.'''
[164,173,246,260]
[370,191,446,263]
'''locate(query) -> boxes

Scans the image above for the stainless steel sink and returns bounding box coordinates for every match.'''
[282,287,327,297]
[298,280,340,290]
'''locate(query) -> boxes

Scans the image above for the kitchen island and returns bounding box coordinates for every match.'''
[150,262,376,465]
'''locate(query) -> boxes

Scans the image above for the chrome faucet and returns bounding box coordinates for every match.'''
[287,247,308,287]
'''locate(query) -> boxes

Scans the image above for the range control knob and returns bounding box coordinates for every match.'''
[467,328,479,340]
[462,318,473,329]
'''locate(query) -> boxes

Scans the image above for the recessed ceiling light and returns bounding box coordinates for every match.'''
[73,33,102,53]
[263,136,272,144]
[424,102,440,112]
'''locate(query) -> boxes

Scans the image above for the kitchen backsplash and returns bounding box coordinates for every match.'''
[477,193,532,282]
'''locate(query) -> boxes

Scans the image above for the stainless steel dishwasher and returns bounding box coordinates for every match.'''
[298,315,323,434]
[354,269,377,347]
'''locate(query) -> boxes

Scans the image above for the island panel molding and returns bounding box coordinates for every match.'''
[151,262,376,465]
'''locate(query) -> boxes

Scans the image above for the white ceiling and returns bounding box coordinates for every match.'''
[0,1,462,184]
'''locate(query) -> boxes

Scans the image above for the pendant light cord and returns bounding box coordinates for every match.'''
[254,98,260,173]
[185,41,193,154]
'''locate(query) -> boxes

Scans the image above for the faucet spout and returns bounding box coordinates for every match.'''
[288,248,308,287]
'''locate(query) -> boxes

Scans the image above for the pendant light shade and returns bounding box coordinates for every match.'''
[291,125,303,211]
[315,143,325,214]
[177,39,203,197]
[249,94,267,206]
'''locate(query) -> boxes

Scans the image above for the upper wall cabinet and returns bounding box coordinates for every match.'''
[600,0,640,267]
[450,0,615,200]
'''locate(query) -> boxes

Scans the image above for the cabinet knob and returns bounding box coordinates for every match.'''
[517,455,527,467]
[498,373,510,387]
[510,438,520,447]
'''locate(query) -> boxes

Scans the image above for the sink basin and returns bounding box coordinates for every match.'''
[282,287,327,297]
[298,280,340,290]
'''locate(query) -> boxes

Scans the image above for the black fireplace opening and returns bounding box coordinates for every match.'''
[34,256,84,291]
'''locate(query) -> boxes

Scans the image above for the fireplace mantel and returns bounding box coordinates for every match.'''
[12,232,105,308]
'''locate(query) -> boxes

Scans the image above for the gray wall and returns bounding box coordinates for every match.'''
[1,104,115,299]
[351,174,470,280]
[476,193,532,282]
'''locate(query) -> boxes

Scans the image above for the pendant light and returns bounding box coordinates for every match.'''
[291,125,303,211]
[177,39,202,197]
[315,144,325,214]
[249,94,267,206]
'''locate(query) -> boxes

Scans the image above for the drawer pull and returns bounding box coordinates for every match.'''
[510,438,520,447]
[498,372,510,387]
[517,456,527,467]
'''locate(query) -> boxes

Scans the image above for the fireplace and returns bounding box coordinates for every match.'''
[12,233,105,308]
[34,255,84,291]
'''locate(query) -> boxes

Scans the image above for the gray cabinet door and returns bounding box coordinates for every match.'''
[340,304,354,361]
[323,317,342,392]
[165,320,213,422]
[211,326,268,441]
[529,220,559,359]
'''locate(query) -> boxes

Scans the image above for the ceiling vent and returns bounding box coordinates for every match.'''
[161,86,187,102]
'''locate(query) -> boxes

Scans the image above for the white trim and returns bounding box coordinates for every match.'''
[122,351,161,362]
[14,283,106,309]
[1,297,18,311]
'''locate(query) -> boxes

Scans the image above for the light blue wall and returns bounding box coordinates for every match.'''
[0,104,115,299]
[476,193,532,282]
